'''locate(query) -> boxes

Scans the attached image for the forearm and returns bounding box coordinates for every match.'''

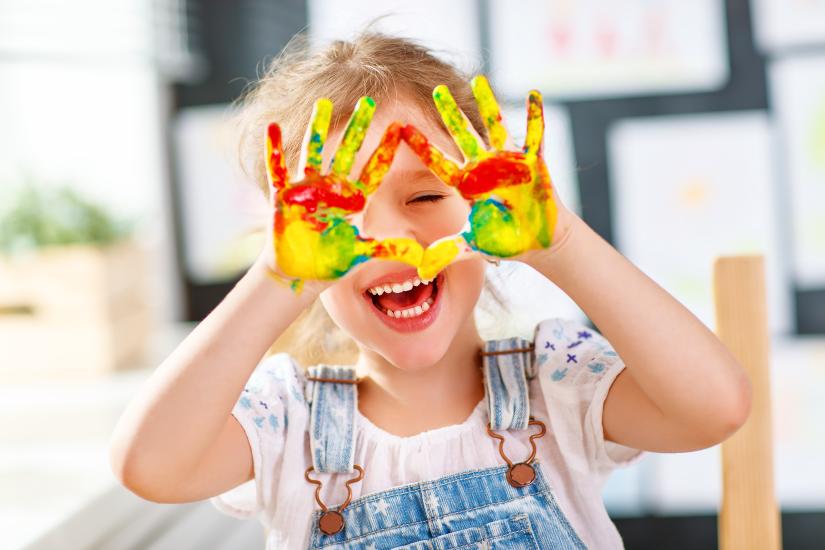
[109,257,319,483]
[526,215,751,426]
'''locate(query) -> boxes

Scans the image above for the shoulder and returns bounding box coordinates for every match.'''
[233,352,309,429]
[532,317,620,388]
[247,352,306,397]
[531,317,645,469]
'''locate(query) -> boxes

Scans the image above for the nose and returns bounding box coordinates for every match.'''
[355,198,428,246]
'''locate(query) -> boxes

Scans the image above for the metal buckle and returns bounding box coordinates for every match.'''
[486,417,546,487]
[304,464,365,535]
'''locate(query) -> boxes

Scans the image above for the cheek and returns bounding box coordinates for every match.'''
[418,197,472,242]
[447,256,486,309]
[319,286,361,334]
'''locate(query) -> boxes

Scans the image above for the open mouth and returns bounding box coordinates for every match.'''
[361,271,445,331]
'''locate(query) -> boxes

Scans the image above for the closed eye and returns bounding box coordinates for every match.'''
[408,194,446,204]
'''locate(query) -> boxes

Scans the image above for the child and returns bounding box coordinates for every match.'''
[109,32,752,549]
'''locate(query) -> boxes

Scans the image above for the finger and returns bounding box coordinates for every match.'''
[265,123,289,199]
[523,90,545,157]
[356,236,424,268]
[471,75,508,151]
[418,233,477,280]
[331,96,376,177]
[433,84,485,162]
[299,98,333,177]
[400,124,461,186]
[357,122,402,196]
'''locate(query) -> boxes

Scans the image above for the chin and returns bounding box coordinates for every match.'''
[373,338,453,371]
[320,258,486,368]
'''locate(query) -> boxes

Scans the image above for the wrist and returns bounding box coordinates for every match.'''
[522,214,589,278]
[247,257,326,307]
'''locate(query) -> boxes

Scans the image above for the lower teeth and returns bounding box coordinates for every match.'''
[385,296,434,319]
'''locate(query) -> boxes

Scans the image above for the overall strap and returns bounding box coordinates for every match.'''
[482,337,536,431]
[304,365,359,474]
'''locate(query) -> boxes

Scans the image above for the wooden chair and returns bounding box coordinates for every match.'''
[713,255,782,550]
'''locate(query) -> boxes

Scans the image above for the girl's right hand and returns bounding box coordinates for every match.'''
[262,96,424,294]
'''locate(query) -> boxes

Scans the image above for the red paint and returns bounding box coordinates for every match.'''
[282,180,365,213]
[267,124,288,189]
[459,153,532,196]
[401,124,460,186]
[401,125,434,165]
[275,202,328,234]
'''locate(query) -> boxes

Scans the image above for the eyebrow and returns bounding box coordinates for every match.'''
[393,169,440,185]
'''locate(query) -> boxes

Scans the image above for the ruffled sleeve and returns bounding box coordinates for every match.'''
[210,352,309,519]
[532,317,645,476]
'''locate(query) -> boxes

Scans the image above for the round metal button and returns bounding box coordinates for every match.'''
[507,463,536,487]
[318,510,345,535]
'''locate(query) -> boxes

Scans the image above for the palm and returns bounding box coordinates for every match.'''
[266,97,422,284]
[402,76,560,278]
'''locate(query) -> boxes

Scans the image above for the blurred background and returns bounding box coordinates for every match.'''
[1,0,824,548]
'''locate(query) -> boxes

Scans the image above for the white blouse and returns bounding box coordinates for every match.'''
[212,317,646,549]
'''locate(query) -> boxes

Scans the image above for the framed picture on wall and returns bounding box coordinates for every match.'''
[607,111,793,335]
[768,53,825,289]
[173,104,268,284]
[307,0,482,70]
[488,0,730,101]
[751,0,825,53]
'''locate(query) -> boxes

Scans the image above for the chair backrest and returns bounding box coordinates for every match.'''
[713,255,782,550]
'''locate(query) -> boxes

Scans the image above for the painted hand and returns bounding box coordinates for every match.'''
[266,97,423,291]
[402,76,570,280]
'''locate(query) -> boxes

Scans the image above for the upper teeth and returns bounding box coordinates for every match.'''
[368,276,434,295]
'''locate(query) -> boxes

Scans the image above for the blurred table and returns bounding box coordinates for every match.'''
[0,322,261,549]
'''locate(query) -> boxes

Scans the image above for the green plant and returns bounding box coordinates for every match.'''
[0,183,133,255]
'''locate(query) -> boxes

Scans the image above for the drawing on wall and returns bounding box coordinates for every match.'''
[769,54,825,289]
[607,111,792,335]
[307,0,481,70]
[751,0,825,53]
[488,0,729,100]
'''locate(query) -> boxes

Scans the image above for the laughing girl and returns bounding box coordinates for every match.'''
[109,32,751,549]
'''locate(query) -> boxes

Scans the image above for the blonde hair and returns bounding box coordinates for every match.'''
[230,30,505,368]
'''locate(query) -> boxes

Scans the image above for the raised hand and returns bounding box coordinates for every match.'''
[401,76,568,280]
[266,97,423,291]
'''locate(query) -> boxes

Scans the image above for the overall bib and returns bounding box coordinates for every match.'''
[302,337,588,550]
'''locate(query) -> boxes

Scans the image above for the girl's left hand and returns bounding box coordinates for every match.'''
[401,75,578,279]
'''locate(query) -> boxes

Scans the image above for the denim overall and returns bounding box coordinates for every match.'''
[302,338,588,549]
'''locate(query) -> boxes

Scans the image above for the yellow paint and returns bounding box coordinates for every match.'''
[419,238,461,280]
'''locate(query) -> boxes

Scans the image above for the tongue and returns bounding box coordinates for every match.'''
[376,282,434,310]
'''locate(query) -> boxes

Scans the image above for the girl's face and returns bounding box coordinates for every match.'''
[319,96,486,370]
